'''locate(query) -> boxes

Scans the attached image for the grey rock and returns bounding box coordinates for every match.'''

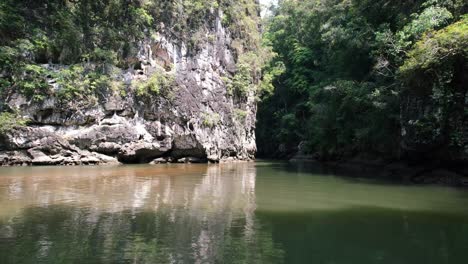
[150,157,168,164]
[400,84,467,162]
[176,157,206,163]
[0,127,119,166]
[118,142,168,163]
[0,15,257,166]
[0,151,31,166]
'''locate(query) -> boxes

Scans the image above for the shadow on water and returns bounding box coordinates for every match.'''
[257,208,468,264]
[256,159,468,187]
[253,161,468,264]
[254,160,377,179]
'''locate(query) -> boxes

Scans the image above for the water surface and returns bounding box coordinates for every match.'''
[1,162,468,263]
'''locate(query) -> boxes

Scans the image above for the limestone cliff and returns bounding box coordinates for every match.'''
[0,1,261,165]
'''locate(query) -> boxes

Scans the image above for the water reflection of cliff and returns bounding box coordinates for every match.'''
[0,164,283,263]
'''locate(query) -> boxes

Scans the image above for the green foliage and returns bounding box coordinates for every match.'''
[398,16,468,155]
[404,6,453,38]
[0,40,51,100]
[202,113,221,128]
[227,62,253,96]
[220,0,261,52]
[307,81,399,157]
[83,48,118,65]
[55,65,86,100]
[257,0,467,158]
[0,0,219,66]
[234,109,248,121]
[0,112,27,133]
[259,61,284,97]
[219,0,270,99]
[374,5,454,66]
[53,65,115,103]
[0,0,261,107]
[400,16,468,76]
[134,70,175,98]
[226,51,273,98]
[17,64,50,100]
[181,0,216,30]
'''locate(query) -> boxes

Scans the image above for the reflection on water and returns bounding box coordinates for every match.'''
[0,164,281,264]
[0,162,468,263]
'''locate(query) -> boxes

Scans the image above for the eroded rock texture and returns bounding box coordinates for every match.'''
[0,10,257,166]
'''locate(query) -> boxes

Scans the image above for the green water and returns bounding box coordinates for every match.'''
[0,162,468,263]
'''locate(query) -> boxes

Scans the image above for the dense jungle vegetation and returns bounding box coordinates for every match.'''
[257,0,467,162]
[0,0,261,106]
[0,0,466,164]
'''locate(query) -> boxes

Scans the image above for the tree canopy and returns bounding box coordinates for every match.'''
[257,0,467,161]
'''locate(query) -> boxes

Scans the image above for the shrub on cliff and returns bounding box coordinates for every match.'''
[0,112,28,134]
[399,16,468,159]
[0,0,263,104]
[134,70,175,99]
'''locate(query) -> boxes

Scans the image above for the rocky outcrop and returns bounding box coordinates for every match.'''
[400,85,467,164]
[400,47,467,164]
[0,9,258,166]
[0,127,119,166]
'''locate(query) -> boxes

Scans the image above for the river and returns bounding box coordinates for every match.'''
[0,162,467,263]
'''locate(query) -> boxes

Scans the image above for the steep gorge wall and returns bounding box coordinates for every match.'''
[0,1,261,165]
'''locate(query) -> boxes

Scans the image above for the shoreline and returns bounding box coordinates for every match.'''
[289,154,468,187]
[1,155,466,187]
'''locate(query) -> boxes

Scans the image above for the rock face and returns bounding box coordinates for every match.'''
[0,10,258,166]
[0,127,119,166]
[400,59,467,164]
